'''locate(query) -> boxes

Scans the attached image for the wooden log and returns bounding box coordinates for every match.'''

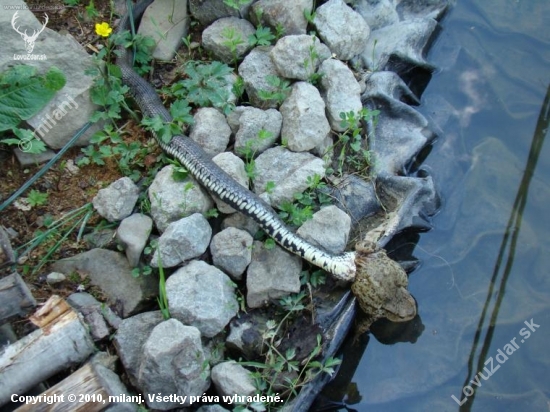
[0,272,36,322]
[0,295,95,407]
[14,362,138,412]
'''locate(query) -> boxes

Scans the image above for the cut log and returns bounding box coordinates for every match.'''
[14,362,138,412]
[0,272,36,322]
[0,295,95,407]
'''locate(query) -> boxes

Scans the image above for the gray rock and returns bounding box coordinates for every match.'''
[0,0,101,149]
[92,177,140,222]
[52,249,157,317]
[67,293,110,341]
[212,152,249,214]
[238,46,280,109]
[114,311,165,387]
[296,205,351,254]
[148,165,214,232]
[46,272,66,285]
[254,146,326,208]
[226,312,268,359]
[190,108,232,156]
[189,0,254,26]
[92,363,138,411]
[280,82,330,152]
[13,147,56,166]
[250,0,313,35]
[313,0,371,60]
[151,213,212,268]
[197,405,230,412]
[0,226,15,266]
[396,0,451,21]
[227,106,282,156]
[210,227,253,280]
[139,319,210,409]
[202,17,256,64]
[270,35,331,81]
[222,213,260,236]
[318,59,362,132]
[211,361,256,397]
[354,0,399,31]
[246,241,302,308]
[358,18,438,71]
[68,292,122,330]
[116,213,153,267]
[166,260,239,337]
[138,0,189,60]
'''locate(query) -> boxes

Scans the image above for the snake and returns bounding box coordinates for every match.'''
[116,0,359,281]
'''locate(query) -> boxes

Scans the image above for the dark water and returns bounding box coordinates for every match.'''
[322,1,550,410]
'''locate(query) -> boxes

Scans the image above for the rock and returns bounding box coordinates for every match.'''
[210,227,253,280]
[211,152,249,214]
[211,361,256,397]
[246,242,302,308]
[253,146,326,208]
[318,59,362,131]
[354,0,399,31]
[358,18,438,71]
[0,226,15,266]
[138,0,189,60]
[189,0,254,26]
[13,147,56,166]
[270,35,331,81]
[190,108,232,156]
[114,311,165,387]
[148,165,214,232]
[138,319,210,410]
[238,46,280,109]
[202,17,256,64]
[68,292,122,330]
[197,405,231,412]
[280,82,330,152]
[313,0,371,60]
[0,0,101,148]
[226,312,267,359]
[92,177,140,222]
[222,213,260,236]
[67,293,110,341]
[46,272,66,285]
[166,260,239,337]
[116,213,153,267]
[83,228,116,249]
[151,213,212,268]
[52,249,157,317]
[227,106,282,156]
[297,205,351,254]
[250,0,313,36]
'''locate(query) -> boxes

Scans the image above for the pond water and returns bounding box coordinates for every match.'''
[320,0,550,410]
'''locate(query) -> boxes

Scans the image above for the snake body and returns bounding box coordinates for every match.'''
[117,0,356,281]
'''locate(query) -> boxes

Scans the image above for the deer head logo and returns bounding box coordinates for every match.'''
[11,11,49,54]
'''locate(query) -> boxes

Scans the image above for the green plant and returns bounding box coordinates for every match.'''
[16,203,94,275]
[85,0,99,18]
[27,189,48,207]
[258,75,292,106]
[0,65,66,154]
[239,292,341,409]
[157,250,171,320]
[221,27,245,65]
[304,40,323,84]
[141,99,194,145]
[238,129,273,180]
[63,0,80,5]
[167,61,235,114]
[331,108,380,176]
[223,0,249,13]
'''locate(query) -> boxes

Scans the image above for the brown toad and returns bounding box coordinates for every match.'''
[351,241,417,333]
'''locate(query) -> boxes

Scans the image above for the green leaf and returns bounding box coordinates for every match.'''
[0,65,66,132]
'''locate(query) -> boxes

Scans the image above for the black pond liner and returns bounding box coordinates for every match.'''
[286,1,454,411]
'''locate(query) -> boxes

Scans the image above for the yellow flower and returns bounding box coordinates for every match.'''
[95,22,112,37]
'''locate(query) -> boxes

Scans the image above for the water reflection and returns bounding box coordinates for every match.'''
[459,83,549,411]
